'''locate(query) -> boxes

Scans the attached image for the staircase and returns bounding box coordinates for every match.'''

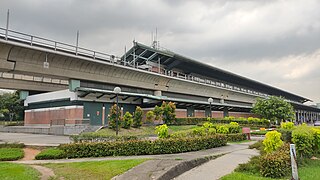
[80,125,103,134]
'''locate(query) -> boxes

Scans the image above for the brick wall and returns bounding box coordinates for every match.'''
[25,106,83,126]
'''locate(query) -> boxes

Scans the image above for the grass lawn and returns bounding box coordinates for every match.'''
[44,159,148,180]
[228,140,251,144]
[222,159,320,180]
[94,125,197,137]
[0,148,24,161]
[0,162,40,180]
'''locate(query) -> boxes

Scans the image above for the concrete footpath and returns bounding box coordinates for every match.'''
[175,148,259,180]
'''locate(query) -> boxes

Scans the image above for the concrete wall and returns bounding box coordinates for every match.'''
[25,106,83,125]
[0,41,259,105]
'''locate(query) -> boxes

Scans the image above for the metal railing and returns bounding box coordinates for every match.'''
[0,27,269,98]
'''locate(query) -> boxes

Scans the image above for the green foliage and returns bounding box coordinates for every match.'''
[217,125,229,134]
[202,122,214,129]
[263,131,283,153]
[280,122,294,129]
[133,106,143,128]
[161,102,176,124]
[228,122,240,133]
[59,135,227,158]
[153,105,163,121]
[277,129,293,143]
[172,117,270,127]
[0,148,24,161]
[260,144,291,178]
[312,128,320,153]
[155,124,169,138]
[0,143,25,149]
[146,111,154,124]
[292,126,314,157]
[235,156,260,174]
[0,91,24,121]
[122,112,133,129]
[70,133,138,143]
[249,140,263,150]
[252,96,295,124]
[35,148,66,160]
[108,104,121,130]
[226,133,247,142]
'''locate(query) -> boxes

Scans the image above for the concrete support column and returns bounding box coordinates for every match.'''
[154,90,162,96]
[19,90,29,100]
[223,107,229,117]
[187,107,195,117]
[69,79,80,92]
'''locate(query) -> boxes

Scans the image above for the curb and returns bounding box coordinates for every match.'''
[158,154,224,180]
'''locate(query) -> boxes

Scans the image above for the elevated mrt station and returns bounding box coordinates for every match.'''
[0,27,319,127]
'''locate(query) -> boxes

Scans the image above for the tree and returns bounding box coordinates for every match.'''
[146,111,154,124]
[153,105,162,121]
[133,106,143,128]
[161,101,176,124]
[122,112,133,129]
[252,96,295,124]
[0,91,24,121]
[108,104,121,130]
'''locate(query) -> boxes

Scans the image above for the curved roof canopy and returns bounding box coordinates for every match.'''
[123,42,311,103]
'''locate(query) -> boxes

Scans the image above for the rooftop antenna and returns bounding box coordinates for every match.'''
[5,9,10,40]
[152,28,159,49]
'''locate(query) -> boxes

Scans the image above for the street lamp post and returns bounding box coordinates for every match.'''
[114,87,121,136]
[208,97,213,118]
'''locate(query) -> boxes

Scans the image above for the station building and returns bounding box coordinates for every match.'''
[22,42,320,127]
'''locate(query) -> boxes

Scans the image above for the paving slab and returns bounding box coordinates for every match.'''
[0,132,71,146]
[175,148,259,180]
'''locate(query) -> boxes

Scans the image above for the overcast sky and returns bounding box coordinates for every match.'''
[1,0,320,104]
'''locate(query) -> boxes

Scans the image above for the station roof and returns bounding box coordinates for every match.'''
[123,42,311,103]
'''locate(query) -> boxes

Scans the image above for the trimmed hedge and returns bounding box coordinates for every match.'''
[35,148,66,160]
[70,134,139,143]
[0,143,25,149]
[226,133,247,142]
[0,148,24,161]
[171,117,270,127]
[60,135,227,158]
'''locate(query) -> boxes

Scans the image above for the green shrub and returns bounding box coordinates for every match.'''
[263,131,283,153]
[312,128,320,153]
[226,133,247,142]
[227,122,240,133]
[0,148,24,161]
[277,129,293,143]
[249,140,263,150]
[35,148,66,160]
[217,125,229,134]
[108,104,121,130]
[280,122,294,130]
[202,122,214,129]
[155,124,169,138]
[292,126,314,157]
[260,144,290,178]
[70,134,138,143]
[146,111,154,124]
[0,143,25,149]
[60,135,227,158]
[122,112,133,129]
[162,102,176,124]
[235,156,260,174]
[153,105,163,121]
[133,106,143,128]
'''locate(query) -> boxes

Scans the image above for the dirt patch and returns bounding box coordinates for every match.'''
[21,148,41,161]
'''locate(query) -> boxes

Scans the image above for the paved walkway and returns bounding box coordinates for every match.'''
[175,148,259,180]
[0,132,71,146]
